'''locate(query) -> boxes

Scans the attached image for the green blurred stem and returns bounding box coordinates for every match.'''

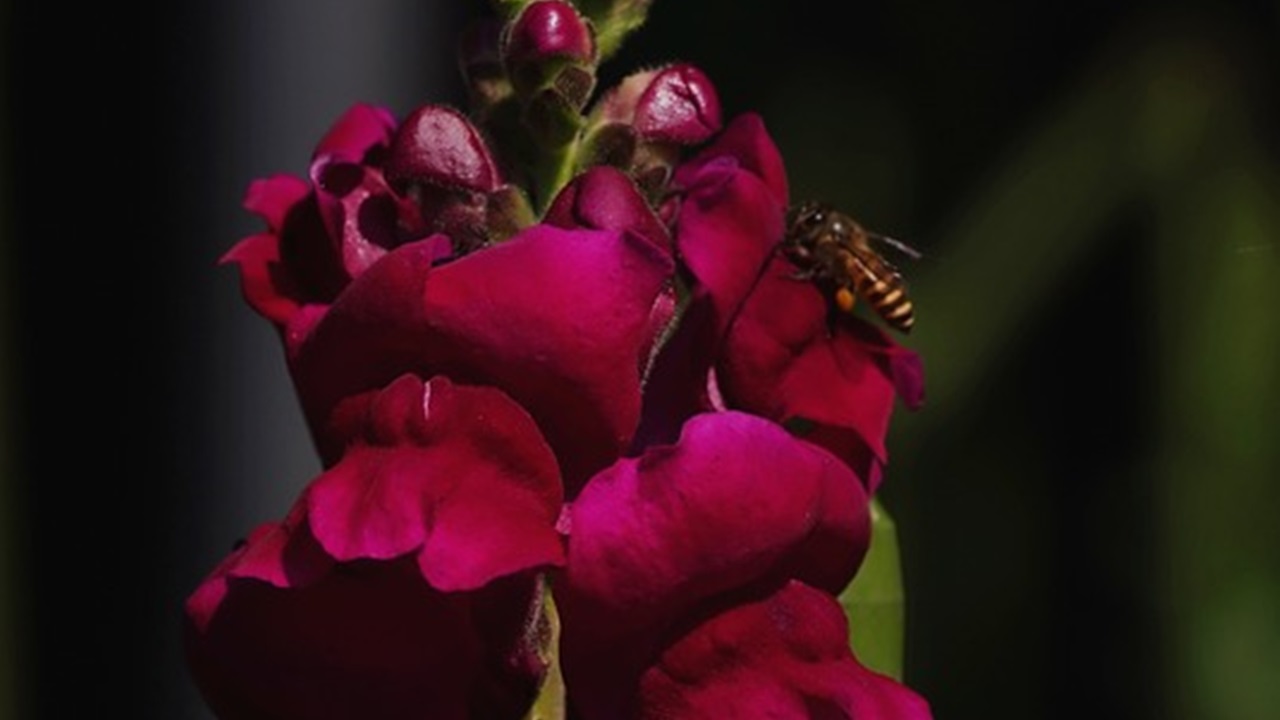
[531,138,581,216]
[840,498,905,680]
[525,591,566,720]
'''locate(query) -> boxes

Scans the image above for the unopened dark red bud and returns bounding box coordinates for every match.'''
[633,64,721,145]
[385,105,502,194]
[505,1,595,68]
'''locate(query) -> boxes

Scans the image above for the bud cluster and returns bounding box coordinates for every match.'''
[409,0,724,223]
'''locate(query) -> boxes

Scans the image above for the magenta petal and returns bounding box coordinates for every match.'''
[720,257,910,471]
[673,151,785,341]
[243,174,309,232]
[560,412,869,718]
[187,552,541,720]
[636,581,932,720]
[309,156,428,279]
[291,226,674,493]
[221,233,301,327]
[543,165,671,251]
[313,103,397,161]
[676,112,788,210]
[306,375,564,591]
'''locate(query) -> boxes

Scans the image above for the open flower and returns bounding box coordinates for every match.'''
[185,375,564,719]
[557,411,928,719]
[223,104,436,338]
[654,113,925,489]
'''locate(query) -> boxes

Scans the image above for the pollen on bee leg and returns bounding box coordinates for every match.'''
[835,287,856,312]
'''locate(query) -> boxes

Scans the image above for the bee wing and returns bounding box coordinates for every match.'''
[866,231,923,262]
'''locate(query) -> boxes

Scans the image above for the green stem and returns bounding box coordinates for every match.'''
[531,137,582,216]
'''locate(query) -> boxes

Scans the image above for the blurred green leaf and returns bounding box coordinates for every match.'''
[841,498,905,680]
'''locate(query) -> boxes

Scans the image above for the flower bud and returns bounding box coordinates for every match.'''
[597,64,721,145]
[504,1,596,106]
[505,1,594,67]
[385,105,502,194]
[633,64,722,145]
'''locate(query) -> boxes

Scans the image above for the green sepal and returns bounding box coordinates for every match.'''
[839,498,905,680]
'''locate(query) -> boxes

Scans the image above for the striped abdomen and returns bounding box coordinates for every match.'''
[839,242,915,333]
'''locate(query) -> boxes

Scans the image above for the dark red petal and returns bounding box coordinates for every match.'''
[309,156,431,280]
[186,553,538,720]
[560,412,869,717]
[220,232,301,327]
[307,375,564,591]
[543,165,671,251]
[675,112,788,210]
[385,105,501,193]
[291,226,674,493]
[243,174,309,232]
[636,581,932,720]
[673,150,785,341]
[634,64,722,145]
[313,103,397,162]
[719,257,912,472]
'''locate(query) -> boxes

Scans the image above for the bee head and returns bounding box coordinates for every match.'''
[786,201,829,236]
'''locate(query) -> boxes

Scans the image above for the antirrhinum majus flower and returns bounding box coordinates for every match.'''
[198,4,932,715]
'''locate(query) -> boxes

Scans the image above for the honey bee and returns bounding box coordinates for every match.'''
[782,200,918,333]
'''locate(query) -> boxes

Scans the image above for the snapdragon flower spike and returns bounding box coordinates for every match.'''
[223,104,438,334]
[637,581,932,719]
[558,411,870,719]
[185,375,565,720]
[385,104,533,250]
[586,63,721,196]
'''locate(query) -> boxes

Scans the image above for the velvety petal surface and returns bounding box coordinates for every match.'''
[290,225,675,492]
[184,374,562,719]
[309,374,564,590]
[671,114,788,342]
[560,411,869,718]
[187,549,544,720]
[543,165,671,251]
[637,580,933,720]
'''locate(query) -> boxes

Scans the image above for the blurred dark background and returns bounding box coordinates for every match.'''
[3,0,1278,718]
